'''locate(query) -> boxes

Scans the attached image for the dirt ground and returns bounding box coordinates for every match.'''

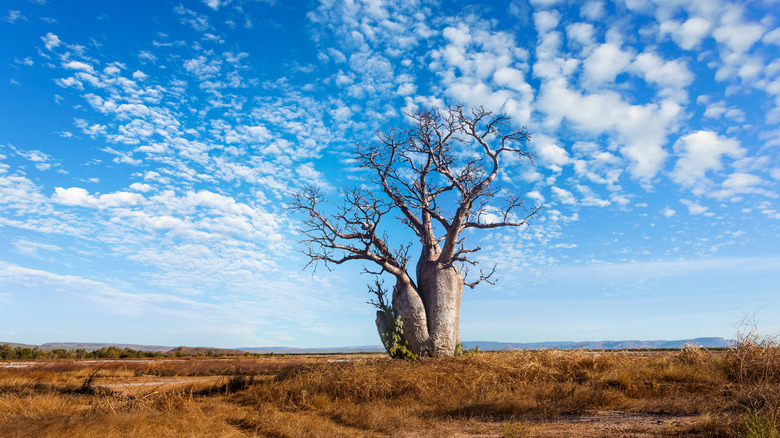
[502,411,703,437]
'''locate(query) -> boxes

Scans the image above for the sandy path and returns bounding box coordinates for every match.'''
[406,411,705,437]
[95,376,222,396]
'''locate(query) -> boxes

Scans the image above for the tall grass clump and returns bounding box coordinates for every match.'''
[726,327,780,435]
[728,330,780,385]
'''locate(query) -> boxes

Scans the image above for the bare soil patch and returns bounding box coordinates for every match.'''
[522,411,703,437]
[94,375,221,396]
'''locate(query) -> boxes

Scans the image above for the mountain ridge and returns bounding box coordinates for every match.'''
[1,337,730,354]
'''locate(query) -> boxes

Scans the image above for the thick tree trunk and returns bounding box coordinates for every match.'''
[374,310,390,350]
[416,260,463,357]
[374,259,463,358]
[390,279,433,356]
[374,241,464,358]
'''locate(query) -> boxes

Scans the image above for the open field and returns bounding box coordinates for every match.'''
[1,344,779,437]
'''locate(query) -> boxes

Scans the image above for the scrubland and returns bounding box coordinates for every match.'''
[2,339,780,437]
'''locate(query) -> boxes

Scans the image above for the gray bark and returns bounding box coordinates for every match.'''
[373,262,463,357]
[374,310,390,350]
[416,260,463,356]
[373,269,462,358]
[390,279,433,356]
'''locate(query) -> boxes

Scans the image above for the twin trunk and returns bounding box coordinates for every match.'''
[375,257,463,357]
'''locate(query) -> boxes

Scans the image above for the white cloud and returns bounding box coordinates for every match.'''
[712,9,765,53]
[13,240,61,258]
[184,56,222,80]
[63,61,95,73]
[671,130,745,193]
[576,184,610,207]
[527,190,545,202]
[53,187,95,207]
[765,28,780,46]
[579,2,605,20]
[55,77,84,89]
[41,32,61,50]
[702,100,726,119]
[397,82,416,95]
[204,0,222,10]
[7,145,55,171]
[533,134,570,167]
[566,22,595,47]
[0,175,51,219]
[53,187,145,208]
[0,262,119,296]
[174,5,212,32]
[98,191,146,208]
[129,183,153,192]
[660,17,713,50]
[711,172,775,200]
[680,199,709,215]
[662,207,676,217]
[4,10,25,23]
[493,67,531,93]
[533,10,561,34]
[571,143,623,190]
[537,78,681,180]
[139,50,156,62]
[632,52,694,91]
[582,43,632,87]
[132,70,148,80]
[432,18,532,118]
[551,186,576,204]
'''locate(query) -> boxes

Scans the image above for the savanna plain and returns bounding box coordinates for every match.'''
[2,338,780,437]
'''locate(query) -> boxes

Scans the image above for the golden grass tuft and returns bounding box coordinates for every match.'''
[675,342,712,366]
[728,332,780,385]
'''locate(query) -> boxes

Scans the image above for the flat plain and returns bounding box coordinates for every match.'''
[1,343,778,437]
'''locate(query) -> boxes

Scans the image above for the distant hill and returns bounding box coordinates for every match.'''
[40,342,173,352]
[462,337,731,351]
[0,342,39,349]
[1,337,731,355]
[239,346,386,354]
[238,337,731,353]
[168,346,248,356]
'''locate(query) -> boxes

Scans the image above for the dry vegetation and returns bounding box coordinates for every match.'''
[2,341,780,437]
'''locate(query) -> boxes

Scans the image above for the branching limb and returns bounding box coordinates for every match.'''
[288,185,409,278]
[291,105,539,298]
[463,264,498,289]
[464,201,542,230]
[439,106,534,262]
[367,278,391,310]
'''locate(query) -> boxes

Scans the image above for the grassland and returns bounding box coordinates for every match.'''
[1,341,779,437]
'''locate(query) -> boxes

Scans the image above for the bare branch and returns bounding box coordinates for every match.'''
[367,278,391,310]
[291,105,537,287]
[463,264,498,289]
[438,106,534,262]
[288,185,409,279]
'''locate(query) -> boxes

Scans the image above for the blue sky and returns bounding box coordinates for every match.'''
[1,0,779,348]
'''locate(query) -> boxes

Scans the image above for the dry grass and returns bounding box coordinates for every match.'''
[1,346,778,436]
[726,332,780,436]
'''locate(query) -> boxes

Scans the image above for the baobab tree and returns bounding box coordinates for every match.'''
[290,106,539,358]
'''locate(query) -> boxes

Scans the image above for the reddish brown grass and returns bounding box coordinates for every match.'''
[0,347,776,437]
